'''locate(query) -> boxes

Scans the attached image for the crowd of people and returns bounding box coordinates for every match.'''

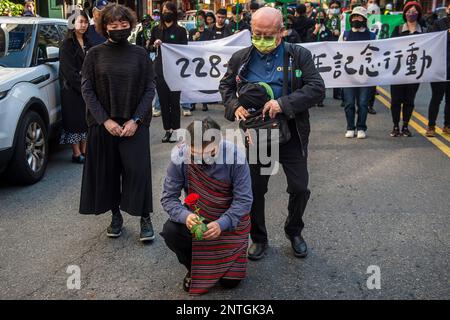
[5,0,448,295]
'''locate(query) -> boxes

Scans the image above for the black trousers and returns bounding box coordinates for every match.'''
[156,76,181,131]
[390,83,420,127]
[248,126,310,244]
[428,81,450,128]
[368,86,377,108]
[160,220,241,288]
[79,123,153,217]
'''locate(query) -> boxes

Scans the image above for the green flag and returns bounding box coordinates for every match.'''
[343,13,404,39]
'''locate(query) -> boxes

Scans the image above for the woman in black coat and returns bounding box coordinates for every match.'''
[59,11,91,164]
[149,1,188,143]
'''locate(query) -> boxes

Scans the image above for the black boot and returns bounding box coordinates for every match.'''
[162,131,172,143]
[202,103,208,111]
[140,216,155,242]
[107,211,123,238]
[286,234,308,258]
[248,242,268,261]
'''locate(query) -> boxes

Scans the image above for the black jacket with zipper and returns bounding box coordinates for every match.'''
[219,42,325,151]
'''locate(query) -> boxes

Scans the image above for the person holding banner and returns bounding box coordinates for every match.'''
[224,4,251,37]
[426,3,450,137]
[79,3,156,242]
[389,1,424,138]
[220,7,325,260]
[283,14,302,44]
[149,1,188,143]
[211,8,228,40]
[339,6,375,139]
[189,10,213,112]
[294,4,315,43]
[160,118,253,295]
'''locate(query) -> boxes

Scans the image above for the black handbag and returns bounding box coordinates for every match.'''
[239,46,292,146]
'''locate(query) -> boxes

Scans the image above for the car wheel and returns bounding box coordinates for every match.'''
[6,111,48,185]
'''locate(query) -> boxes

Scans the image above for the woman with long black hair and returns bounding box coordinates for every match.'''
[59,11,91,163]
[149,1,188,143]
[80,3,156,242]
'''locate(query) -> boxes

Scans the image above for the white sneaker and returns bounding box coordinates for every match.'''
[357,130,367,139]
[152,109,161,117]
[345,130,355,138]
[182,110,192,117]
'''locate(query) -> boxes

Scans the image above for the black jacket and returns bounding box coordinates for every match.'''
[219,43,325,148]
[149,23,188,76]
[189,27,213,41]
[294,16,315,43]
[429,17,450,78]
[224,20,251,37]
[59,36,91,133]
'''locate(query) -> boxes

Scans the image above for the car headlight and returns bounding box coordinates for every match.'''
[0,90,8,100]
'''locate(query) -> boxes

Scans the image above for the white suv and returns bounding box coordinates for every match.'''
[0,17,68,184]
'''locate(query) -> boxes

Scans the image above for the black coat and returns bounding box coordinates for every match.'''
[219,43,325,152]
[59,35,90,133]
[429,17,450,78]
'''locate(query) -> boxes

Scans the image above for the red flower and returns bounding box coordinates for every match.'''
[184,193,200,207]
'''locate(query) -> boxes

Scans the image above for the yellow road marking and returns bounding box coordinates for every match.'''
[376,86,450,142]
[375,94,450,158]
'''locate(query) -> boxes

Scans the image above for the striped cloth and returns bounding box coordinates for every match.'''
[187,164,251,295]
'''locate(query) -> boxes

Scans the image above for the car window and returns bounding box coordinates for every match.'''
[57,24,68,39]
[34,24,61,64]
[0,23,34,68]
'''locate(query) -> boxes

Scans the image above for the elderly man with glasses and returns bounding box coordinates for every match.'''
[219,7,325,260]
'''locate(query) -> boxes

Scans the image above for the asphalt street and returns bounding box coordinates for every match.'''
[0,87,449,300]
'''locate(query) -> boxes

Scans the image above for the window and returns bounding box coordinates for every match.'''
[34,24,61,64]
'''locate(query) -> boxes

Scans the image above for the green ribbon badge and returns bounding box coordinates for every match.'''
[295,69,302,78]
[170,34,175,40]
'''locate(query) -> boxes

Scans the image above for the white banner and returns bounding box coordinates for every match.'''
[189,29,252,46]
[181,90,221,103]
[162,44,246,91]
[162,31,447,92]
[300,31,447,88]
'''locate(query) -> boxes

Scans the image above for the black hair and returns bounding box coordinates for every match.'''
[96,3,137,38]
[196,10,206,20]
[329,1,342,8]
[205,12,216,24]
[249,2,259,11]
[296,4,306,15]
[216,8,227,16]
[159,0,178,29]
[186,117,221,148]
[67,10,90,39]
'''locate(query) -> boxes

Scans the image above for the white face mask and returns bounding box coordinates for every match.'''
[328,8,340,16]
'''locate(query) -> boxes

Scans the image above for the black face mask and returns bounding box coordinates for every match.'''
[287,23,293,29]
[108,28,131,44]
[162,12,175,23]
[351,20,365,29]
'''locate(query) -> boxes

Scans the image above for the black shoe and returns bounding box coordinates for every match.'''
[162,131,172,143]
[140,216,155,242]
[107,212,123,238]
[287,235,308,258]
[390,126,400,137]
[202,104,208,111]
[248,242,268,261]
[401,126,412,137]
[368,106,377,115]
[183,271,192,292]
[72,154,85,164]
